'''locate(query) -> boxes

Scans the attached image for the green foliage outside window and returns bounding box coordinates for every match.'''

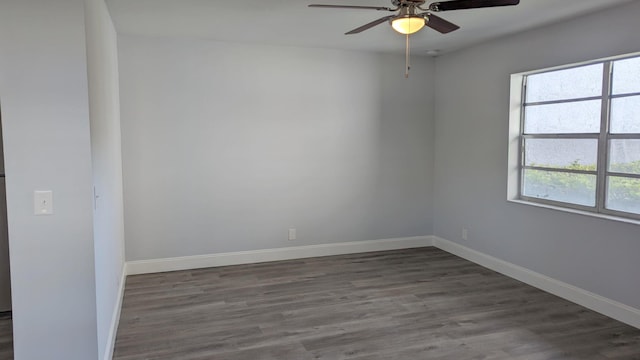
[527,160,640,211]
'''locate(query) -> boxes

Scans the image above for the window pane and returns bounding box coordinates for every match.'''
[610,95,640,134]
[606,176,640,215]
[525,139,597,170]
[612,57,640,95]
[523,169,596,206]
[524,100,601,134]
[526,64,603,103]
[609,140,640,175]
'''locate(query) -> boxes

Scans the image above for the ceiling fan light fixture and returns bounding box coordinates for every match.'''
[391,16,425,34]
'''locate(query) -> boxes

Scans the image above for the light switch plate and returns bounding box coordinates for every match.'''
[34,190,53,215]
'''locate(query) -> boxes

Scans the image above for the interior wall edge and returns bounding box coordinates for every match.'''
[103,263,127,360]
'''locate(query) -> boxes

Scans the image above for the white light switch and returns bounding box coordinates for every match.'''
[34,190,53,215]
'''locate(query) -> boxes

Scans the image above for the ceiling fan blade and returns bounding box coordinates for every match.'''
[345,15,395,34]
[309,4,394,11]
[429,0,519,12]
[424,13,460,33]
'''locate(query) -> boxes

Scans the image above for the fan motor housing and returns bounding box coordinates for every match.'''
[392,0,426,7]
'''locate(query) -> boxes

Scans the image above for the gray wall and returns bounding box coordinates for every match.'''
[0,0,99,358]
[119,36,435,261]
[84,0,126,358]
[433,1,640,309]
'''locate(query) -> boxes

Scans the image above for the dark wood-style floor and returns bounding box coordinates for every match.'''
[0,314,12,360]
[114,248,640,359]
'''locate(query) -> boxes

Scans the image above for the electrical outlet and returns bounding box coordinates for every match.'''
[288,228,296,241]
[34,190,53,215]
[462,227,468,241]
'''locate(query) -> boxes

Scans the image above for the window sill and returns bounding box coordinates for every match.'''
[507,199,640,226]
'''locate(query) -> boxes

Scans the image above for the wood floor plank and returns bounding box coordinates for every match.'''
[114,247,640,359]
[0,317,12,360]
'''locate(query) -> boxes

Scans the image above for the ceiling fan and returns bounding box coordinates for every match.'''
[309,0,520,36]
[309,0,520,77]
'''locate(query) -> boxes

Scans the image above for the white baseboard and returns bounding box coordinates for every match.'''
[122,234,640,331]
[126,236,434,275]
[432,236,640,330]
[103,263,127,360]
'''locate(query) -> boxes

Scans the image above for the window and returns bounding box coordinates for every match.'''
[513,55,640,220]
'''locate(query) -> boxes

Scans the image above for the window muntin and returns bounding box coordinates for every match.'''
[520,55,640,220]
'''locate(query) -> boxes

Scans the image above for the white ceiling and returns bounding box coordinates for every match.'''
[106,0,634,54]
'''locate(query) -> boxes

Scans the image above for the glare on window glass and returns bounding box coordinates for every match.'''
[606,176,640,215]
[526,63,603,103]
[609,140,640,175]
[525,139,597,170]
[612,57,640,95]
[523,169,596,207]
[524,100,601,134]
[610,96,640,134]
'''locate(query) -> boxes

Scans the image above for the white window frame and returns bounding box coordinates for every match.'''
[507,53,640,223]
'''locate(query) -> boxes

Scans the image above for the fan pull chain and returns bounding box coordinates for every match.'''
[405,33,410,79]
